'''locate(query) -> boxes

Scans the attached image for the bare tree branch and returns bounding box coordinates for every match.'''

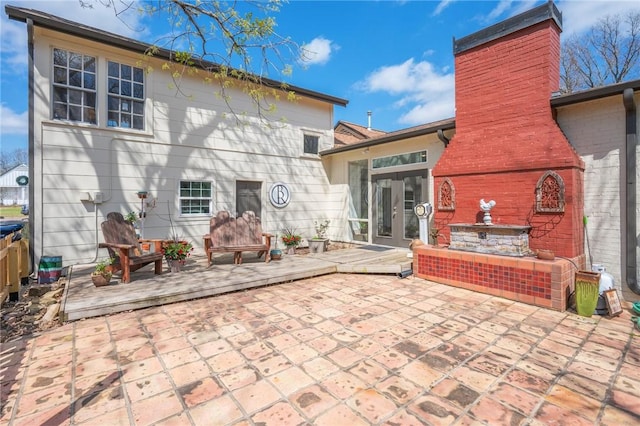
[561,9,640,93]
[83,0,302,124]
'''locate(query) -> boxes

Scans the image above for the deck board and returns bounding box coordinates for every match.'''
[61,246,412,321]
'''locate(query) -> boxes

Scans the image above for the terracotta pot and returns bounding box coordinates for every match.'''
[536,249,555,260]
[91,272,112,287]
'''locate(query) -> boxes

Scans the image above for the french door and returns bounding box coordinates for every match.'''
[372,170,428,247]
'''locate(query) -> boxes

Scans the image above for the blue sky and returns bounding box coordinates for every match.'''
[2,0,639,155]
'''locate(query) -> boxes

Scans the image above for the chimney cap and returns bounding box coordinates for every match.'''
[453,1,562,55]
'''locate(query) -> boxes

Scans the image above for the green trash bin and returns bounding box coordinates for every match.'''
[575,270,600,317]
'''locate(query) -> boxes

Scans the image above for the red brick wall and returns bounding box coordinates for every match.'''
[433,19,585,258]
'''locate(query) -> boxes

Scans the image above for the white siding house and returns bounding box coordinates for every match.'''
[0,163,29,206]
[6,6,347,266]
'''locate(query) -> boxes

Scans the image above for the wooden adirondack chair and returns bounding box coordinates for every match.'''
[99,212,164,283]
[203,211,272,265]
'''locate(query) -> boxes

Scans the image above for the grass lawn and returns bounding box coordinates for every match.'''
[0,206,23,217]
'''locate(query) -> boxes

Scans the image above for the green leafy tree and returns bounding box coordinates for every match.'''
[82,0,303,122]
[561,10,640,93]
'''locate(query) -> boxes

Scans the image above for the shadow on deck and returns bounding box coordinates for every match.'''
[62,246,413,321]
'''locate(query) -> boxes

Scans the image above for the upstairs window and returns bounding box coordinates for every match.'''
[52,48,96,124]
[180,181,212,215]
[303,134,319,155]
[108,61,145,129]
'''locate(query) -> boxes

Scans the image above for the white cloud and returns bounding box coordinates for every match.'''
[432,0,455,17]
[300,37,336,66]
[557,0,640,36]
[1,104,28,135]
[358,58,455,125]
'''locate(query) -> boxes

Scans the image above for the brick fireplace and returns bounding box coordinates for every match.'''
[415,2,586,311]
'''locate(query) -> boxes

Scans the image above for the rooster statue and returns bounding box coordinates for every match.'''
[479,199,496,225]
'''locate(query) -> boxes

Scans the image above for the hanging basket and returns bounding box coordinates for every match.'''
[575,271,600,317]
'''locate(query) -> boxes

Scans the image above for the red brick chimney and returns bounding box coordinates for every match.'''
[433,2,585,259]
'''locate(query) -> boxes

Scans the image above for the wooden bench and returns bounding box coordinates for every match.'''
[203,211,272,265]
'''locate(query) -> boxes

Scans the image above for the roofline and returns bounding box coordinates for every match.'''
[551,79,640,107]
[454,1,562,55]
[5,5,348,107]
[322,118,456,156]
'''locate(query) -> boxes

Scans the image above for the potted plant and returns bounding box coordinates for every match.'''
[309,219,330,253]
[281,226,301,255]
[162,239,193,272]
[124,211,138,224]
[91,258,113,287]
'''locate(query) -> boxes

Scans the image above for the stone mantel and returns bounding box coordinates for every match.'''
[448,223,532,257]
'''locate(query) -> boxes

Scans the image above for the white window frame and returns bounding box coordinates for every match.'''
[107,60,145,130]
[303,133,320,155]
[179,180,213,216]
[51,48,97,124]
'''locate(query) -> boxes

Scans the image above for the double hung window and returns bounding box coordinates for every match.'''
[180,181,212,215]
[52,48,96,123]
[108,61,145,129]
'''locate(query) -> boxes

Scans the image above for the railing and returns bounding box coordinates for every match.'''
[1,232,29,305]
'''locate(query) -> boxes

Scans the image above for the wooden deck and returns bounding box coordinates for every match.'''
[61,246,413,321]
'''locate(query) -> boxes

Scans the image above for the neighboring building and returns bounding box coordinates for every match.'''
[0,163,29,206]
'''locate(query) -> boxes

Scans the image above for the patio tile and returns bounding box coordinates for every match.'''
[533,402,595,426]
[327,347,364,368]
[218,365,259,391]
[240,342,273,360]
[467,397,525,425]
[281,342,319,364]
[349,359,389,385]
[314,403,369,426]
[177,376,224,408]
[488,382,539,416]
[268,366,315,396]
[321,371,367,399]
[160,347,203,369]
[556,372,608,401]
[250,401,307,425]
[253,353,292,377]
[545,384,601,421]
[307,336,340,354]
[301,357,341,381]
[168,359,211,388]
[129,390,183,425]
[232,379,282,415]
[372,348,411,370]
[610,389,640,417]
[375,374,423,405]
[72,386,127,424]
[290,384,338,419]
[407,394,463,425]
[501,368,550,394]
[431,378,480,410]
[124,372,174,402]
[207,350,246,373]
[600,404,640,426]
[347,388,398,423]
[565,360,616,384]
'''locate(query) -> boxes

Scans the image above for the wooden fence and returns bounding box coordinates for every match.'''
[1,232,29,305]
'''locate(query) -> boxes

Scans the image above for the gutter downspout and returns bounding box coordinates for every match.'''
[437,129,450,147]
[27,18,35,274]
[623,88,639,294]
